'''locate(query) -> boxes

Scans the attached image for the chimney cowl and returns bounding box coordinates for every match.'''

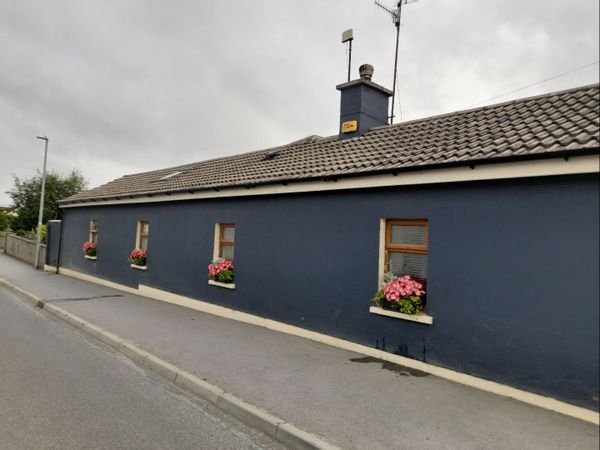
[359,64,374,80]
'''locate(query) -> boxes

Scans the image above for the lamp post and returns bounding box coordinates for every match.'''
[34,136,49,270]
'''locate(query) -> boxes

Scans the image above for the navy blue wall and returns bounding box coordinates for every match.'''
[45,220,61,267]
[59,174,599,410]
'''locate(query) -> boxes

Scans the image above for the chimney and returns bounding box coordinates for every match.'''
[336,64,393,140]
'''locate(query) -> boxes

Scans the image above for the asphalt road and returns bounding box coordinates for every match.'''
[0,287,284,450]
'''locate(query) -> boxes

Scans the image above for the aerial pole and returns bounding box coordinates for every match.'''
[342,29,354,82]
[374,0,417,124]
[390,3,402,124]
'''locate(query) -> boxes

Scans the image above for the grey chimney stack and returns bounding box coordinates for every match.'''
[336,64,392,140]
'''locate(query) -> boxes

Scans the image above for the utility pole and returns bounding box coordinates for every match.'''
[34,136,49,270]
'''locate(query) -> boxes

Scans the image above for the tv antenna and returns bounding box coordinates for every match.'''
[374,0,417,124]
[341,29,354,82]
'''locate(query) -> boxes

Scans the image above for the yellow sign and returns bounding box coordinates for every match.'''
[341,120,358,133]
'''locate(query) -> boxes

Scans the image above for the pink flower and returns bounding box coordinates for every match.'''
[383,275,425,302]
[207,258,234,278]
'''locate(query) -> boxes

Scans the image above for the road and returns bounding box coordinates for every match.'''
[0,287,284,450]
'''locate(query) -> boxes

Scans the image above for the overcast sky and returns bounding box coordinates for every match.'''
[1,0,598,206]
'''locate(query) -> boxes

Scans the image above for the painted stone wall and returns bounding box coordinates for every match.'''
[57,174,600,410]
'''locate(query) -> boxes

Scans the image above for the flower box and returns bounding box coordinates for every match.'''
[372,275,427,317]
[82,241,96,258]
[208,279,236,289]
[129,248,147,267]
[207,258,234,285]
[369,306,433,324]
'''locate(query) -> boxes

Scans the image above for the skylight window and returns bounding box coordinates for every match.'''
[158,171,182,181]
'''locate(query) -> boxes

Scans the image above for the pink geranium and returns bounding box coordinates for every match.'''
[207,258,234,283]
[208,258,233,277]
[383,275,425,302]
[128,248,147,265]
[82,241,96,256]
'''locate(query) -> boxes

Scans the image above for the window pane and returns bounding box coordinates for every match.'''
[140,237,148,249]
[221,244,234,260]
[222,226,235,241]
[141,222,149,234]
[390,224,426,246]
[90,220,98,232]
[388,251,427,281]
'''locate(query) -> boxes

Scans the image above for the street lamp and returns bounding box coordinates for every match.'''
[34,136,49,270]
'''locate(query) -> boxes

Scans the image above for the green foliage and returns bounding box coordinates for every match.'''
[129,257,146,266]
[373,290,386,306]
[7,170,87,231]
[0,211,13,231]
[216,269,234,284]
[35,224,47,243]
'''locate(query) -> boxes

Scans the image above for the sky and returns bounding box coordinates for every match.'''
[0,0,598,207]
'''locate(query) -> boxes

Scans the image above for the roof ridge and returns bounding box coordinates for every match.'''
[369,83,600,132]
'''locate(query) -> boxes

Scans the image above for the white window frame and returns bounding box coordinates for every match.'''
[213,223,235,260]
[373,218,433,325]
[136,220,149,249]
[89,219,98,244]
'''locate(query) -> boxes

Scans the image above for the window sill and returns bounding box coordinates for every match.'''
[130,264,147,271]
[369,306,433,325]
[208,279,235,289]
[84,255,97,260]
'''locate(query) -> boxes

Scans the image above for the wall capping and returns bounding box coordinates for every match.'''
[60,155,600,208]
[52,265,599,425]
[369,306,433,324]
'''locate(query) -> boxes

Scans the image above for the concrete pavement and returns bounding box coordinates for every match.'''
[1,253,598,449]
[0,286,284,450]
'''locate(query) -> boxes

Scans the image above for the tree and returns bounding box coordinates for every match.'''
[0,209,13,231]
[7,170,87,231]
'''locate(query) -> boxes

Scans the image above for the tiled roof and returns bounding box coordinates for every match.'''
[62,84,599,204]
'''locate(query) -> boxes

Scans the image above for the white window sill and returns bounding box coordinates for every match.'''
[84,255,97,260]
[208,279,235,289]
[369,306,433,325]
[130,264,147,271]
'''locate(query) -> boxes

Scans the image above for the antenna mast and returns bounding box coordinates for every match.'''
[374,0,417,124]
[342,29,354,82]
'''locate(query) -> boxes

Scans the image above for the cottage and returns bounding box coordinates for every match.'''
[47,68,599,412]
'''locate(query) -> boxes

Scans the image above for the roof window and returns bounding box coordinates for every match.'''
[261,152,281,162]
[157,171,182,181]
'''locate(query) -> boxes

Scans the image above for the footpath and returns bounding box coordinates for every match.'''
[0,253,598,450]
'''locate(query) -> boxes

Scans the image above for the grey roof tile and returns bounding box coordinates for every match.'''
[62,84,599,204]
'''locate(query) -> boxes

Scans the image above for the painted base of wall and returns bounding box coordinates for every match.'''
[45,264,599,425]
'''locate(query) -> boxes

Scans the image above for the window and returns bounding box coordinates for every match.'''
[136,220,149,249]
[216,223,235,260]
[89,220,98,243]
[384,219,428,288]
